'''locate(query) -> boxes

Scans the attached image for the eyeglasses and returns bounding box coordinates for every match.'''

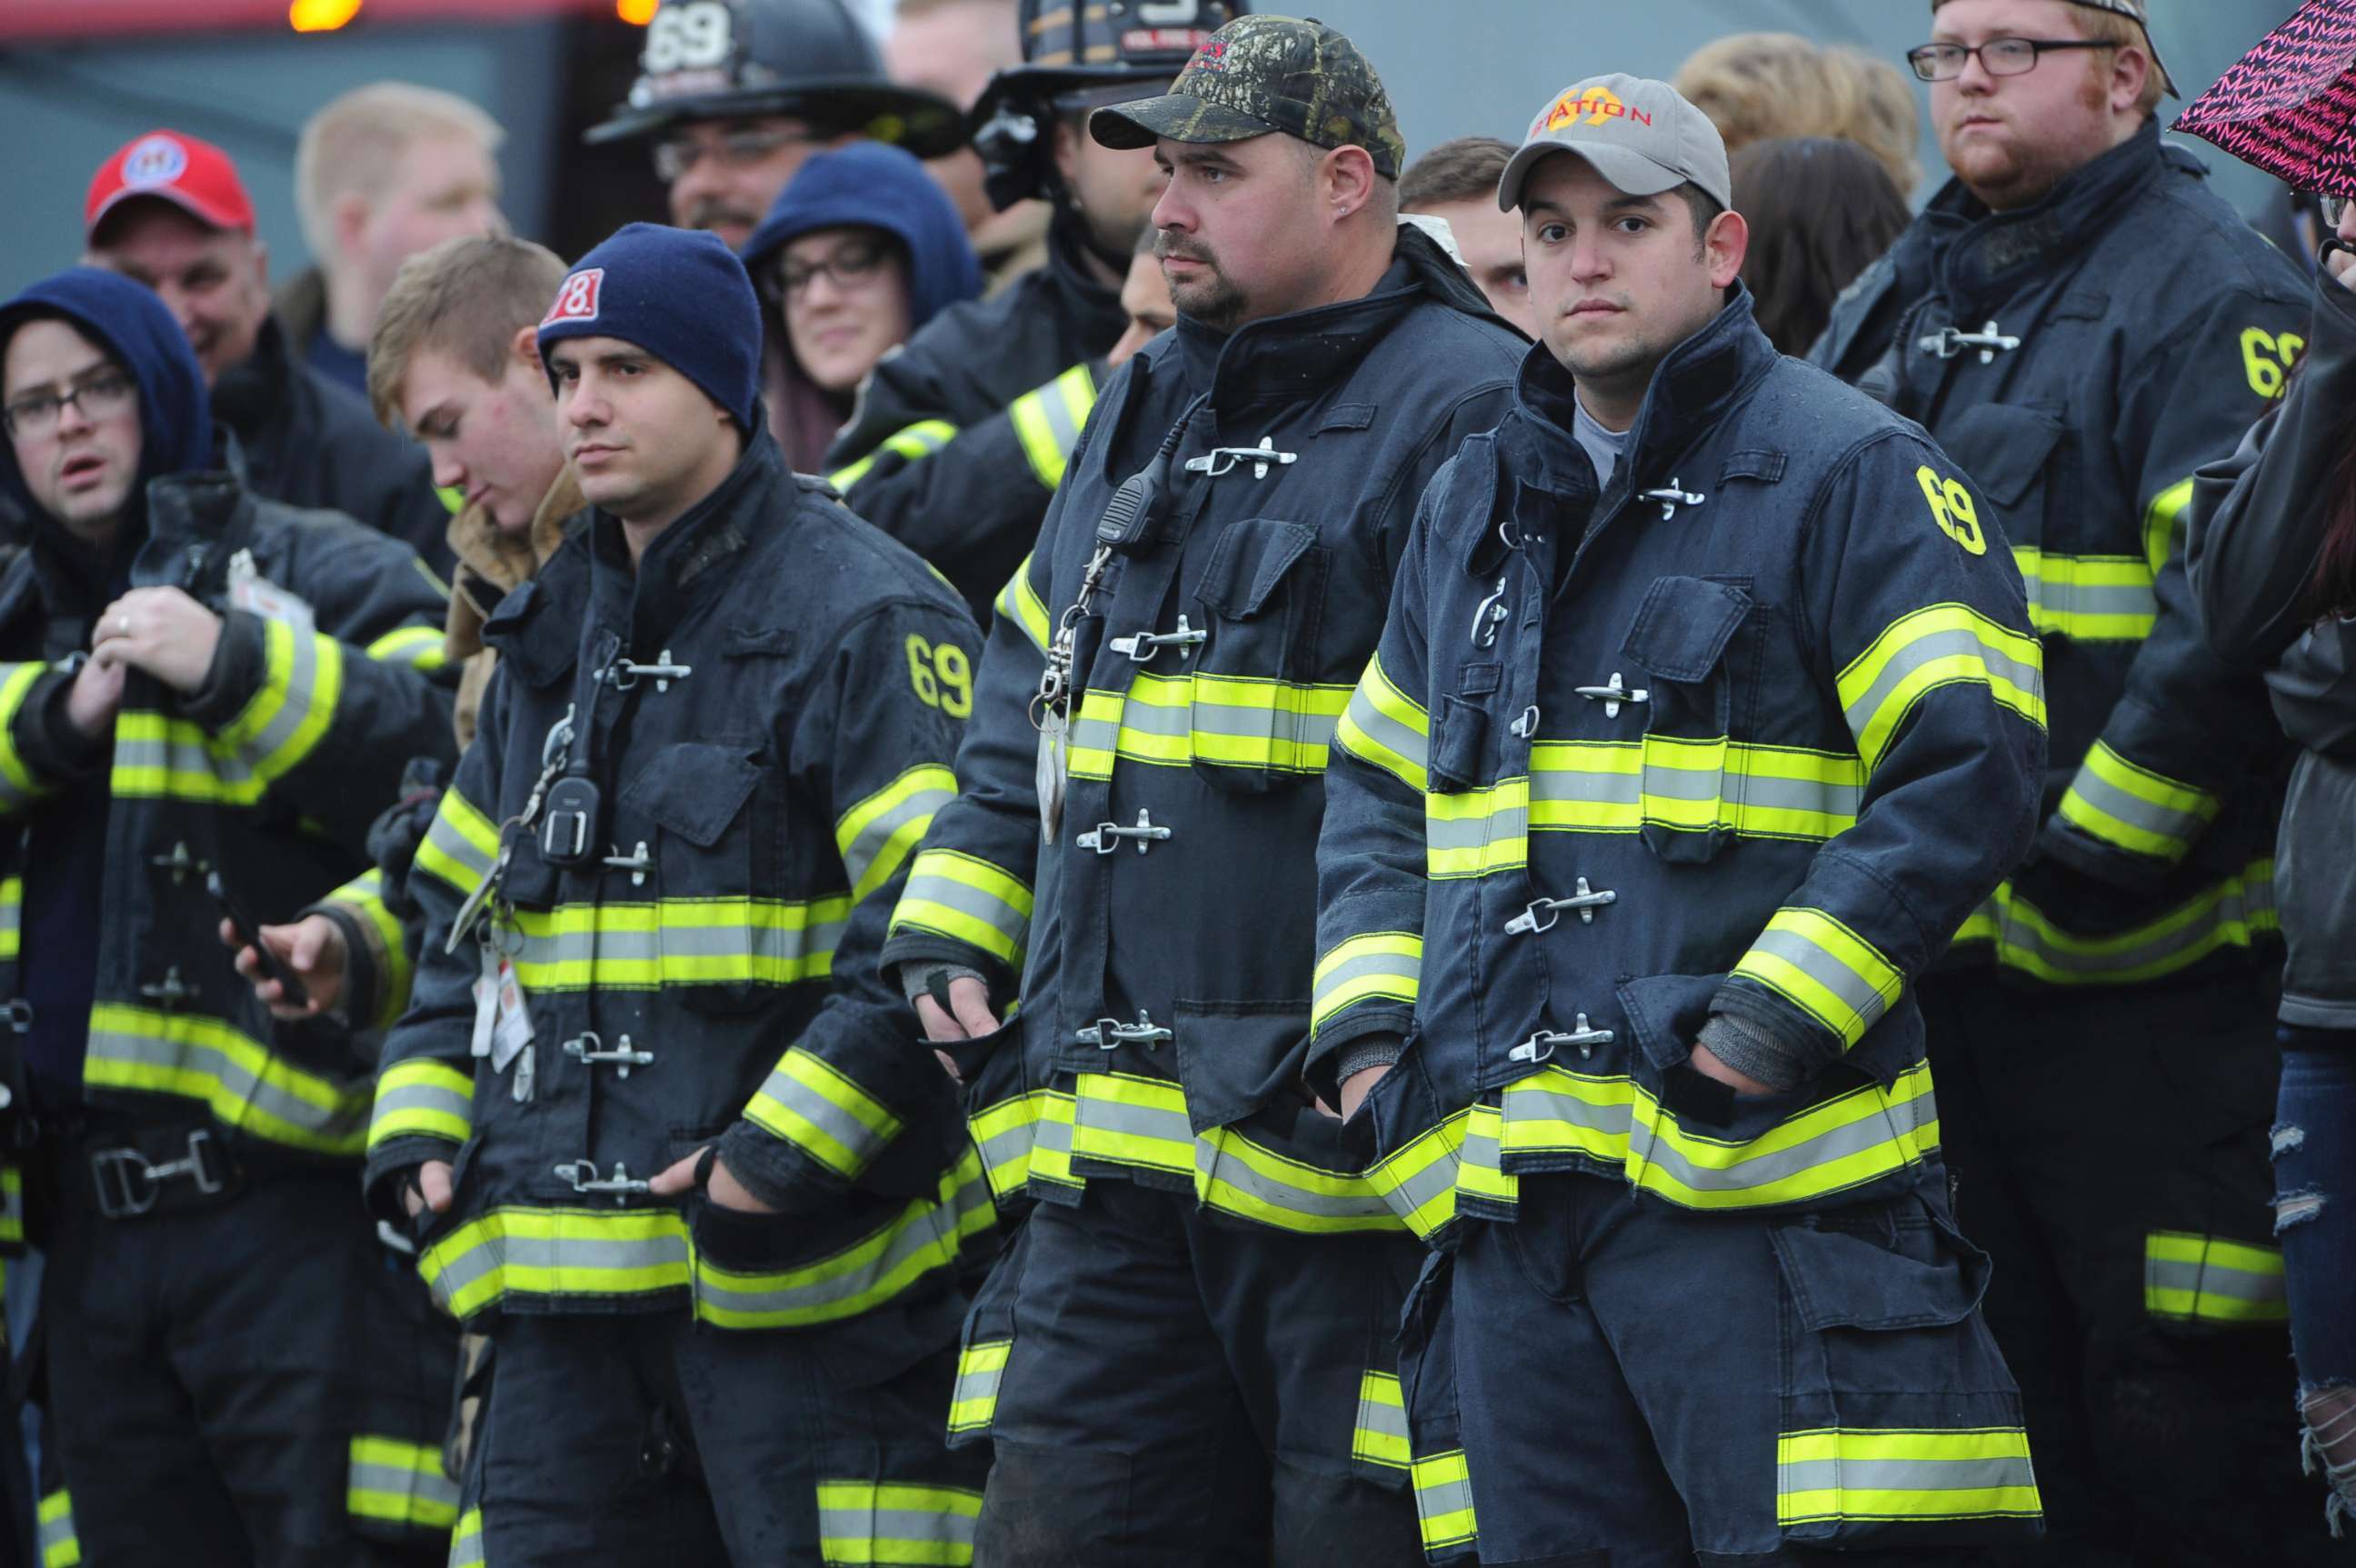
[2321,194,2350,228]
[653,126,816,183]
[778,238,893,298]
[3,370,134,438]
[1907,37,2117,82]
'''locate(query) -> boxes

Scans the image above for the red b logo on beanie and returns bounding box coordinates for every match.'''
[543,269,604,327]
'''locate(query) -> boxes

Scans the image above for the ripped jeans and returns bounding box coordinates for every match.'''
[2275,1029,2356,1536]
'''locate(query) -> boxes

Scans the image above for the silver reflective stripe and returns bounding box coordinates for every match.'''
[1075,685,1345,755]
[1073,1085,1193,1154]
[1427,799,1527,855]
[2019,561,2154,629]
[1343,683,1429,774]
[372,1079,472,1132]
[696,1172,990,1317]
[425,1225,691,1314]
[842,780,955,898]
[1415,1464,1475,1523]
[1842,625,2043,739]
[1508,1079,1938,1196]
[448,1511,483,1568]
[1312,948,1423,1017]
[1378,1133,1462,1224]
[350,1456,461,1515]
[2146,1256,2283,1305]
[754,1062,893,1173]
[225,624,326,771]
[953,1348,1006,1413]
[1778,1455,2038,1496]
[85,1017,367,1146]
[1985,867,2274,979]
[1356,1384,1410,1447]
[1742,924,1895,1037]
[115,725,259,790]
[1030,379,1085,459]
[422,806,496,888]
[511,911,844,977]
[898,868,1029,948]
[1194,1135,1393,1224]
[36,1494,73,1563]
[815,1498,981,1558]
[2063,766,2207,846]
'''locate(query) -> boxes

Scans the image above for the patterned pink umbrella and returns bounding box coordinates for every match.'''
[2175,0,2356,195]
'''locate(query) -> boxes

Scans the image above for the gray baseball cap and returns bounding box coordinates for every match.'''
[1496,75,1731,214]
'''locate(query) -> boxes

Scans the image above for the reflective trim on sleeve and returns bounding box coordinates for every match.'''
[2055,740,2221,865]
[1353,1372,1412,1472]
[2143,1230,2287,1324]
[1007,364,1097,492]
[412,786,501,899]
[1412,1450,1479,1555]
[967,1086,1073,1200]
[348,1433,461,1533]
[2012,548,2156,642]
[37,1489,77,1568]
[891,849,1034,968]
[814,1479,984,1567]
[1777,1427,2042,1525]
[0,664,54,813]
[2144,477,2195,576]
[0,1164,23,1247]
[364,624,449,674]
[993,554,1054,657]
[1067,671,1353,780]
[334,867,413,1030]
[1365,1110,1467,1240]
[448,1508,484,1568]
[213,618,344,787]
[948,1338,1010,1435]
[1836,604,2045,772]
[85,1004,369,1155]
[1948,858,2278,985]
[836,764,958,905]
[744,1046,905,1180]
[1312,932,1423,1035]
[503,896,848,992]
[371,1058,475,1151]
[1335,653,1431,793]
[0,874,20,963]
[829,418,959,493]
[1731,908,1906,1052]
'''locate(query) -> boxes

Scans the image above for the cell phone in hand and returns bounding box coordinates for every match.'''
[206,870,310,1008]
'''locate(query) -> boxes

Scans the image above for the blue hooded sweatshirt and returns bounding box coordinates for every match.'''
[0,268,211,1104]
[743,142,983,340]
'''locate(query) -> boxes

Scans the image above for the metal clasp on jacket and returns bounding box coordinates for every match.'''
[604,842,654,887]
[562,1031,655,1078]
[1110,615,1205,664]
[1639,480,1705,522]
[91,1128,228,1219]
[554,1159,652,1203]
[1076,1012,1173,1051]
[1183,437,1296,480]
[1471,574,1510,648]
[1077,809,1172,854]
[1504,879,1616,934]
[138,965,195,1011]
[605,649,693,693]
[1918,320,2021,365]
[1509,1014,1615,1064]
[149,842,211,885]
[1573,672,1648,719]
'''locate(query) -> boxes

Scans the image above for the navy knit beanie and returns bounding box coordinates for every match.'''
[536,223,763,434]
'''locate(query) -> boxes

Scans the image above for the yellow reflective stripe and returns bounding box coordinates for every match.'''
[815,1479,984,1566]
[829,418,959,493]
[836,764,958,905]
[1837,604,2045,772]
[968,1086,1068,1199]
[948,1338,1010,1434]
[1412,1450,1478,1553]
[1731,907,1905,1052]
[421,1205,692,1319]
[332,868,412,1029]
[2144,1230,2287,1323]
[993,554,1053,657]
[37,1488,77,1568]
[501,896,848,991]
[1067,671,1353,779]
[1069,1070,1193,1174]
[1007,363,1096,491]
[2012,548,2155,642]
[364,624,448,673]
[1777,1427,2042,1524]
[1353,1372,1412,1471]
[1312,932,1423,1034]
[347,1433,460,1531]
[0,1164,23,1246]
[84,1004,368,1155]
[1336,652,1430,794]
[744,1046,904,1179]
[1490,1057,1940,1211]
[1366,1110,1467,1239]
[2055,740,2221,864]
[215,618,344,786]
[1192,1123,1402,1233]
[1426,776,1530,879]
[414,785,500,898]
[371,1058,475,1150]
[1949,858,2278,984]
[0,874,19,963]
[2145,477,2195,576]
[449,1507,484,1568]
[0,663,53,812]
[891,848,1033,967]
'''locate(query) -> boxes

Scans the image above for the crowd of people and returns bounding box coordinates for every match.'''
[0,0,2350,1563]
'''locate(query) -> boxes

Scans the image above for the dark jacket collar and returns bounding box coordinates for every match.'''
[1043,214,1129,351]
[210,315,299,442]
[586,431,786,655]
[1917,119,2177,314]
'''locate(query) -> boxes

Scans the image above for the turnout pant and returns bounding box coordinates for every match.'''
[1431,1166,2036,1566]
[960,1177,1427,1567]
[38,1130,456,1568]
[1920,969,2333,1566]
[457,1282,986,1566]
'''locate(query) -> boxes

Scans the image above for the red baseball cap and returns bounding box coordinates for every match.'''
[85,130,257,244]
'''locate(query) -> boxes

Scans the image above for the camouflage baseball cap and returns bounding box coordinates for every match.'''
[1088,15,1405,179]
[1929,0,2177,97]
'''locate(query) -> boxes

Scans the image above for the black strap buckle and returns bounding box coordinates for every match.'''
[90,1128,232,1220]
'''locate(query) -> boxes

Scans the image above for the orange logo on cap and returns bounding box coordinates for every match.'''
[1535,85,1653,135]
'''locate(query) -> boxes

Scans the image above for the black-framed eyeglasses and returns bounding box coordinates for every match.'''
[1907,37,2117,83]
[2,370,135,438]
[653,126,819,183]
[778,237,893,298]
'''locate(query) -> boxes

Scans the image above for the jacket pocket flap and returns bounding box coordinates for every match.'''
[1319,403,1378,433]
[1939,404,2066,508]
[1720,449,1787,485]
[1171,998,1312,1133]
[1616,972,1727,1072]
[1621,575,1751,684]
[622,742,762,847]
[1770,1203,1990,1331]
[1197,518,1319,620]
[724,624,796,658]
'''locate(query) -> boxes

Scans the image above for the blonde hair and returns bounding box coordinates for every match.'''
[295,83,504,264]
[1674,33,1923,197]
[366,233,566,430]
